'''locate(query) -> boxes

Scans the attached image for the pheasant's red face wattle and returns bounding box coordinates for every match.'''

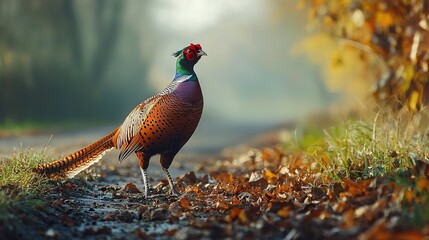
[185,43,203,61]
[185,49,195,61]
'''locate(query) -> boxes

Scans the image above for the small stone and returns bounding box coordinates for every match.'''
[174,227,205,240]
[45,228,60,238]
[135,228,153,239]
[138,206,149,220]
[96,226,112,235]
[103,212,117,221]
[118,210,135,223]
[150,208,168,221]
[168,201,182,213]
[141,207,169,221]
[83,227,96,236]
[60,214,76,227]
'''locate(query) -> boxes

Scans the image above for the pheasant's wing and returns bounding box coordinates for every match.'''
[116,96,161,162]
[115,78,188,162]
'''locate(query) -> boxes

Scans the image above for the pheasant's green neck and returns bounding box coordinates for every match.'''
[174,61,197,80]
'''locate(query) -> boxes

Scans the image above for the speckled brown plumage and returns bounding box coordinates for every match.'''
[35,43,207,198]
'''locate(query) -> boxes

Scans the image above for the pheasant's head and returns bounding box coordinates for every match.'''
[174,43,207,70]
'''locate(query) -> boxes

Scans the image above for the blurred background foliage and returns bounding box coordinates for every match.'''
[2,0,428,132]
[303,0,429,112]
[0,0,331,129]
[0,0,155,123]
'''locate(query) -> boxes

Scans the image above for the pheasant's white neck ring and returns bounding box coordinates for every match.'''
[175,75,193,83]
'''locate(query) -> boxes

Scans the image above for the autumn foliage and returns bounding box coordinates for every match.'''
[148,145,428,238]
[305,0,429,111]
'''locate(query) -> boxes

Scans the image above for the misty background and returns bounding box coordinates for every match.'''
[0,0,334,154]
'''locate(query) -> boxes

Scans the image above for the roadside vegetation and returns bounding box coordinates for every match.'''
[0,148,51,218]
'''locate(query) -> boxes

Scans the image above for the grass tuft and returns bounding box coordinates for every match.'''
[292,111,429,182]
[0,148,53,218]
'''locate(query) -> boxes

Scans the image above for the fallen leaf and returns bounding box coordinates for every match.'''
[248,171,263,182]
[225,207,247,224]
[60,214,76,227]
[215,200,229,210]
[417,177,429,192]
[277,206,290,218]
[231,195,240,205]
[103,212,117,221]
[181,171,199,184]
[358,218,422,240]
[343,178,367,197]
[123,182,141,193]
[405,188,414,203]
[354,205,369,218]
[375,11,393,30]
[211,171,234,183]
[179,197,191,210]
[263,169,278,184]
[248,172,269,189]
[342,209,355,229]
[238,209,248,224]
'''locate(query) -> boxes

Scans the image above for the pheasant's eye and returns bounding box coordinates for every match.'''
[185,48,195,60]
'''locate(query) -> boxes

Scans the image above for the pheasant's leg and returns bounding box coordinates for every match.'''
[140,167,150,198]
[160,152,180,196]
[162,167,180,196]
[136,151,150,198]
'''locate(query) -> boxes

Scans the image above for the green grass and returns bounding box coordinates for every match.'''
[287,111,428,181]
[284,110,429,227]
[0,148,53,218]
[317,120,409,180]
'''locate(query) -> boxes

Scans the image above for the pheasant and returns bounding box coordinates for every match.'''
[35,43,207,198]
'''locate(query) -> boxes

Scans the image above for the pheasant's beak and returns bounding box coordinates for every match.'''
[197,50,207,57]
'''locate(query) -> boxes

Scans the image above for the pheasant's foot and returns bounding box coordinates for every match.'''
[143,190,149,199]
[162,167,181,197]
[170,188,181,197]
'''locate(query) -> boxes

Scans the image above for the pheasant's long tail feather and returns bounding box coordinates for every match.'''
[35,128,118,179]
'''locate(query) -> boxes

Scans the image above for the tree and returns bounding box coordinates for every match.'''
[0,0,128,123]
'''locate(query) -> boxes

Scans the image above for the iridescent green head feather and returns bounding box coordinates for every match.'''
[173,43,207,78]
